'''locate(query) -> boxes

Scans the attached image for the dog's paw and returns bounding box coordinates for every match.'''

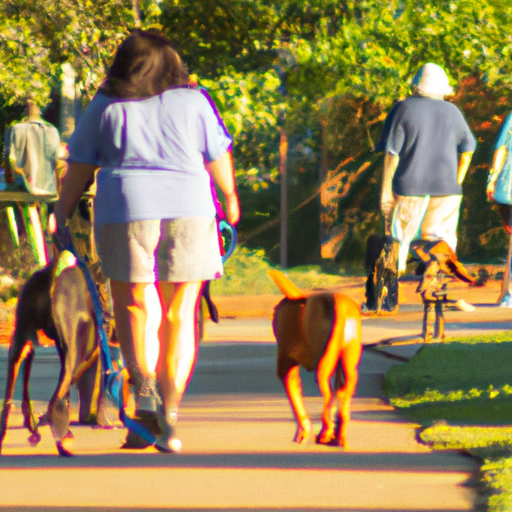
[316,431,348,449]
[293,419,312,444]
[316,428,336,446]
[56,440,73,457]
[28,432,42,446]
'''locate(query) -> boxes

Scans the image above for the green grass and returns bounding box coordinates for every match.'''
[384,336,512,511]
[419,425,512,512]
[384,338,512,413]
[211,245,352,295]
[398,397,512,425]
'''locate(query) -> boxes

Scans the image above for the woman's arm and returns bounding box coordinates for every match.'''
[208,151,240,226]
[53,162,98,227]
[487,145,507,201]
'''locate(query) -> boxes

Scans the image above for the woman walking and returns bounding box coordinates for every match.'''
[53,29,240,451]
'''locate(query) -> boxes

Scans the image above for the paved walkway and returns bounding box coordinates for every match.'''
[0,276,510,510]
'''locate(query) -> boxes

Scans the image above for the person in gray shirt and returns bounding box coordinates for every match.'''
[4,99,60,195]
[380,63,476,275]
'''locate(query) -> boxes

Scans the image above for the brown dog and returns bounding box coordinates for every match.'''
[0,251,103,456]
[268,270,362,448]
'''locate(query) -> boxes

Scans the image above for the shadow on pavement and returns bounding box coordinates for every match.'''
[0,450,475,472]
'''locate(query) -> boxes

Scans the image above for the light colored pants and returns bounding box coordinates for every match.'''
[388,194,462,275]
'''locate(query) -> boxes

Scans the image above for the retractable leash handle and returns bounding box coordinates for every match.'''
[219,219,237,263]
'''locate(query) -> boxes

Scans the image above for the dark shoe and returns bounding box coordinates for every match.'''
[120,411,162,449]
[155,413,182,453]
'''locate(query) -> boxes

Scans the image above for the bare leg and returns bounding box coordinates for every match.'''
[155,281,203,448]
[110,280,152,394]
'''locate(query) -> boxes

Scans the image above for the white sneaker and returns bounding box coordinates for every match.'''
[454,299,476,312]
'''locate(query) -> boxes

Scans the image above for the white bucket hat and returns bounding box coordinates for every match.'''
[411,63,454,97]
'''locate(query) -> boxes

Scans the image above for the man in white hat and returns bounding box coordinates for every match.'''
[380,62,476,275]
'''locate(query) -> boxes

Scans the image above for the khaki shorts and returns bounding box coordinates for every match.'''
[389,194,462,274]
[95,217,223,283]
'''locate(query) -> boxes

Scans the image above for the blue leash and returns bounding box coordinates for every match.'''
[57,230,158,444]
[56,218,237,445]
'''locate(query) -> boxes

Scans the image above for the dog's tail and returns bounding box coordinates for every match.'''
[267,270,307,300]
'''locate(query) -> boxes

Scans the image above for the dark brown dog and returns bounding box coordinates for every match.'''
[269,270,362,448]
[0,251,103,456]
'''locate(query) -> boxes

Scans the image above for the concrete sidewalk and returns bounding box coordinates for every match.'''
[0,276,510,510]
[0,343,477,511]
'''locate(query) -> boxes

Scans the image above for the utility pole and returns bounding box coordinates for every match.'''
[275,35,295,269]
[279,124,288,268]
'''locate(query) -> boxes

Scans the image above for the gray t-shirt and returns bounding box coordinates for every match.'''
[384,96,476,196]
[4,120,60,195]
[68,87,232,227]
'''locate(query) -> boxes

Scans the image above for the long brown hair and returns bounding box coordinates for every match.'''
[100,29,189,99]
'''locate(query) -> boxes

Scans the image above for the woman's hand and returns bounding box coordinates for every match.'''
[487,146,507,202]
[225,192,240,226]
[48,213,74,253]
[209,152,240,225]
[486,171,498,202]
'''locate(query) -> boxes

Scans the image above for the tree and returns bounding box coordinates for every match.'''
[2,0,512,264]
[0,0,165,107]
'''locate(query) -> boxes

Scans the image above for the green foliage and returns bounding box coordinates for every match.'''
[211,245,275,296]
[201,69,284,191]
[0,297,16,324]
[0,0,163,107]
[482,456,512,512]
[0,285,19,303]
[3,0,512,265]
[210,244,353,295]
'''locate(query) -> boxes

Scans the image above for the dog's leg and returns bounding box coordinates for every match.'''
[280,361,312,444]
[316,296,362,448]
[315,343,338,446]
[20,345,42,445]
[334,341,361,448]
[76,352,110,426]
[0,338,33,454]
[273,298,311,444]
[45,343,74,457]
